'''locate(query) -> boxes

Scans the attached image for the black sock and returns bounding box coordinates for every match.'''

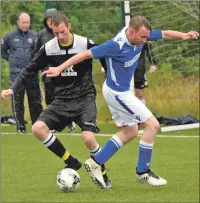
[43,133,66,158]
[65,155,76,165]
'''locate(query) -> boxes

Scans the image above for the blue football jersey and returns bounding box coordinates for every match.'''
[91,27,162,92]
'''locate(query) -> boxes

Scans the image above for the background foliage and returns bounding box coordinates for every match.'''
[0,1,199,121]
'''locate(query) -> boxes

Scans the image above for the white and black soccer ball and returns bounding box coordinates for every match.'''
[56,168,80,192]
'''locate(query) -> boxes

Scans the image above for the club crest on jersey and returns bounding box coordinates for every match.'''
[117,37,122,42]
[61,65,77,76]
[124,53,141,67]
[27,38,33,43]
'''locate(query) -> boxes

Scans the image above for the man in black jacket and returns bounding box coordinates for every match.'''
[133,42,157,105]
[1,12,112,189]
[35,8,57,105]
[1,12,43,133]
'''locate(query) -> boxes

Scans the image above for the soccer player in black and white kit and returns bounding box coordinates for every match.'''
[35,8,75,133]
[1,13,112,189]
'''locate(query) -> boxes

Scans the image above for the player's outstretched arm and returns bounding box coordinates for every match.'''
[1,89,13,101]
[42,50,93,77]
[162,30,199,40]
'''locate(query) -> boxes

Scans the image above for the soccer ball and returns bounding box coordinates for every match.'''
[56,168,80,192]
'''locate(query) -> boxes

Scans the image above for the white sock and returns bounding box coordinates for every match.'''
[42,133,56,147]
[89,144,101,157]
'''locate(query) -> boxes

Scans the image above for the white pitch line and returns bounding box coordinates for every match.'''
[0,132,199,138]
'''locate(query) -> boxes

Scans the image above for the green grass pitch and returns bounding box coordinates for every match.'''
[1,124,199,202]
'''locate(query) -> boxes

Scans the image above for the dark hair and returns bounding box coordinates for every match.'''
[51,12,69,27]
[129,16,151,31]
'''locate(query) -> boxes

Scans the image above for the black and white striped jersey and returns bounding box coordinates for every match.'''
[11,34,102,100]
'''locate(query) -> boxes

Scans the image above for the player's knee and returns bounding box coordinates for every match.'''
[150,119,160,133]
[82,135,93,145]
[154,120,160,132]
[81,131,96,146]
[32,122,40,136]
[32,121,47,137]
[145,116,160,133]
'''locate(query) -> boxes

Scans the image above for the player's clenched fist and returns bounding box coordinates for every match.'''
[182,31,199,40]
[1,89,13,101]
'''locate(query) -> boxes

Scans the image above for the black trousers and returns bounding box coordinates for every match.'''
[11,82,43,127]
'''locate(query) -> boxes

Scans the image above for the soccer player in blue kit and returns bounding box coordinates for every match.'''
[42,16,199,188]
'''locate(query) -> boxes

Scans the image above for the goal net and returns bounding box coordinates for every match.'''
[172,0,199,20]
[129,1,199,119]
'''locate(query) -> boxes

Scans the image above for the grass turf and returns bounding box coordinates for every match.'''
[1,124,199,202]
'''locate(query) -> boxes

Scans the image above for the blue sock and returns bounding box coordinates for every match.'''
[94,135,123,165]
[136,140,153,174]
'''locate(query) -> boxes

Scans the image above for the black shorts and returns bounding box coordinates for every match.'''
[134,74,148,89]
[38,94,98,133]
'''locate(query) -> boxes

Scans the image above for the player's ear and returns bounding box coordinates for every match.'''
[130,28,135,34]
[67,23,71,30]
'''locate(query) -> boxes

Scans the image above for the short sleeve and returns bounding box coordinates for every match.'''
[90,40,120,59]
[148,30,162,41]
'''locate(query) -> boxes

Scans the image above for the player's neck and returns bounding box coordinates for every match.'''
[60,33,73,47]
[125,29,136,46]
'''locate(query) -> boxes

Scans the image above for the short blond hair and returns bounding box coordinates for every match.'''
[129,16,151,31]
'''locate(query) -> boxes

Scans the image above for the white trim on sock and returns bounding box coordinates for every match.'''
[89,144,101,156]
[111,135,123,148]
[43,133,56,147]
[139,140,154,149]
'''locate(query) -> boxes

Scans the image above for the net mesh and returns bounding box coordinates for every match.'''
[171,0,199,20]
[129,1,199,117]
[129,1,199,75]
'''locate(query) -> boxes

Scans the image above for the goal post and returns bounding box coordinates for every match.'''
[121,1,136,92]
